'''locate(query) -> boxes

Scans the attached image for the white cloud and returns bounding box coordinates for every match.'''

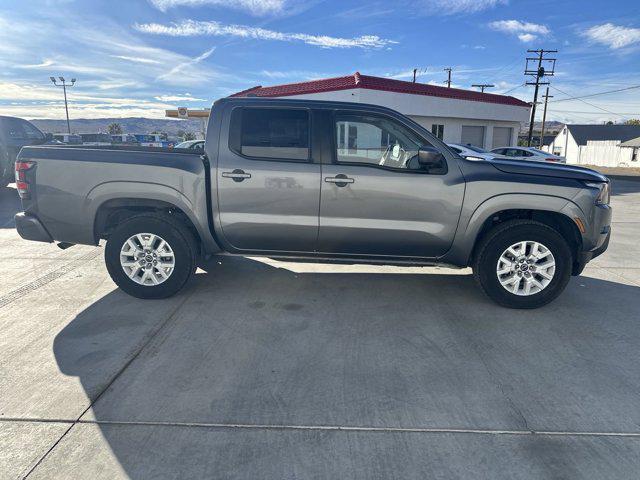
[111,55,163,65]
[135,20,396,49]
[148,0,287,15]
[489,19,550,42]
[582,23,640,50]
[155,93,207,102]
[157,47,216,82]
[417,0,507,15]
[518,33,536,42]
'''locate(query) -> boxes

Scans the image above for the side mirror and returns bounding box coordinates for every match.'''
[418,147,445,169]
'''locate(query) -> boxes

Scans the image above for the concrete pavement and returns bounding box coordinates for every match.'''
[1,180,640,479]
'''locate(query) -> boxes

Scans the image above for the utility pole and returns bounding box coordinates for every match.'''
[443,67,452,88]
[413,68,418,83]
[524,49,557,147]
[471,84,494,93]
[50,76,76,134]
[539,87,553,148]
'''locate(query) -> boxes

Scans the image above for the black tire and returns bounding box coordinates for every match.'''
[472,220,573,309]
[105,213,197,299]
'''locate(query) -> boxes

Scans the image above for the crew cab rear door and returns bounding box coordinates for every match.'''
[318,110,465,258]
[216,104,321,253]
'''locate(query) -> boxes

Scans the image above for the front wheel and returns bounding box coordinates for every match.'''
[105,214,196,299]
[473,220,572,309]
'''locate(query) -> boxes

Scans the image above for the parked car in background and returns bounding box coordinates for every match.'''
[447,143,506,161]
[53,133,82,144]
[80,133,112,146]
[15,98,611,308]
[134,134,169,148]
[490,146,566,163]
[111,134,139,145]
[175,140,205,150]
[0,116,47,187]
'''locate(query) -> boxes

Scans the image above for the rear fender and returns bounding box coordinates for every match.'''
[87,181,220,253]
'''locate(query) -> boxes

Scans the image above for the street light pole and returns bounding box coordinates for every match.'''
[50,77,76,134]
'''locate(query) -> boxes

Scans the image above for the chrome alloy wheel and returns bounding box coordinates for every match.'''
[496,241,556,296]
[120,233,175,286]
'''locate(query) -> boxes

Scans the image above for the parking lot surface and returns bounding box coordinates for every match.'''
[1,179,640,479]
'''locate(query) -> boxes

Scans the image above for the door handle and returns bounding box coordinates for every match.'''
[325,174,354,186]
[222,169,251,182]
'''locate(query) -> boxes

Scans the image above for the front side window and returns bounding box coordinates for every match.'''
[334,113,431,171]
[231,107,309,161]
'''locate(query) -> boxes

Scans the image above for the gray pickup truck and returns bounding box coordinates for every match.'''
[15,98,611,308]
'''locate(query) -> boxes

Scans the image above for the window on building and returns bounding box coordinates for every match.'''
[229,107,310,161]
[633,148,638,162]
[334,113,435,171]
[431,124,444,140]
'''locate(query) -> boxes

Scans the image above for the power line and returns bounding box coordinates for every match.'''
[550,84,640,103]
[548,109,640,115]
[502,83,526,94]
[550,85,625,117]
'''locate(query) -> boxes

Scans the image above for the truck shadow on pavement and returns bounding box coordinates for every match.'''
[50,255,640,478]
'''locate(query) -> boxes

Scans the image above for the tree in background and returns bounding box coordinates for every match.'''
[624,119,640,125]
[107,123,123,135]
[183,131,196,141]
[151,130,169,140]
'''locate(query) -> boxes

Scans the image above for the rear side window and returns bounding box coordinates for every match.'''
[230,107,310,161]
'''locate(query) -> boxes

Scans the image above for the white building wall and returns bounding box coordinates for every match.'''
[545,127,635,167]
[284,88,528,147]
[545,127,579,160]
[575,141,634,167]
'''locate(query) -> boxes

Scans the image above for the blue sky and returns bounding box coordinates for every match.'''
[1,0,639,123]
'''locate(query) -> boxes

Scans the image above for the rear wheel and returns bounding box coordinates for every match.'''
[105,214,196,299]
[473,220,572,308]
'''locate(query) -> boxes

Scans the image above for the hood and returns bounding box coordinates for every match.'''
[487,158,608,183]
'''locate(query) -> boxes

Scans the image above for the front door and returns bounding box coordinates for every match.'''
[216,106,320,253]
[318,112,465,258]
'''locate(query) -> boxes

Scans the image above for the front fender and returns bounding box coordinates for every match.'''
[442,193,583,266]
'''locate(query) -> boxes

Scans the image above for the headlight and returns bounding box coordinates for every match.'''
[585,181,610,205]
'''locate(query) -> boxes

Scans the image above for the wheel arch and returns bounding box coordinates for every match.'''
[87,181,220,254]
[455,194,585,271]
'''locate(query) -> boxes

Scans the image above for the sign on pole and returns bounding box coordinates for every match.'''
[177,107,188,119]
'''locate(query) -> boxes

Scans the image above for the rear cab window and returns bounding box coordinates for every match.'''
[229,107,310,161]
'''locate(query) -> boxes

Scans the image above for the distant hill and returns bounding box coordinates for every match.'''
[30,117,205,135]
[520,121,564,133]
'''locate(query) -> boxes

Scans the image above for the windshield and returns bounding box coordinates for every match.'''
[529,148,549,155]
[463,145,487,153]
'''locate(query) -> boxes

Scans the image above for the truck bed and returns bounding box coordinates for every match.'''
[17,144,214,250]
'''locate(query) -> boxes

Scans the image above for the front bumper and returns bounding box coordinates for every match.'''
[573,204,612,275]
[15,212,53,243]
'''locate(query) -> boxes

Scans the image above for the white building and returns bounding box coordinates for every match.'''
[545,124,640,167]
[231,72,531,149]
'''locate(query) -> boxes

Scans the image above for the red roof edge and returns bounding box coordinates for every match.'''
[229,85,263,97]
[229,72,530,108]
